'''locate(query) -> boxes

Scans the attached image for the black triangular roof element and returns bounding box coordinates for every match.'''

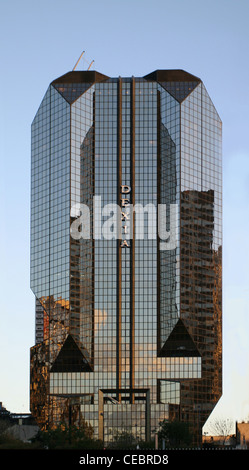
[51,70,109,104]
[158,319,201,357]
[144,69,201,83]
[158,81,200,103]
[144,70,201,102]
[50,334,93,372]
[52,70,109,84]
[52,82,94,104]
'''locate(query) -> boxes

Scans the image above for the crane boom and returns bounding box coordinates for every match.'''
[87,60,94,70]
[73,51,85,71]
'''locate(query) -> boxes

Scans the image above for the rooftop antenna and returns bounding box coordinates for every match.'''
[73,51,95,71]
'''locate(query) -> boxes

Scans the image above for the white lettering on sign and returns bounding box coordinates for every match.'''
[120,184,131,248]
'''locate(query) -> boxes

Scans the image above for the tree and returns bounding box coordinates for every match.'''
[107,429,138,449]
[158,419,192,448]
[205,417,234,445]
[33,422,102,449]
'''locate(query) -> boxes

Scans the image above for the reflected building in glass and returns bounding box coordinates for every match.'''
[30,69,222,445]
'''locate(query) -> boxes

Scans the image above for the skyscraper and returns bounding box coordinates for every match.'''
[30,69,222,445]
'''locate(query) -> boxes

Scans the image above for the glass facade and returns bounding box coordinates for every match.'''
[30,69,222,445]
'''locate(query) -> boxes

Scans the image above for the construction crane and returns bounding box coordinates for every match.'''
[87,60,94,70]
[72,51,94,71]
[73,51,85,71]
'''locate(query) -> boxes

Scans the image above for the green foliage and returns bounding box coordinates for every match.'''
[34,423,103,449]
[107,429,155,449]
[137,439,155,449]
[158,419,193,448]
[0,433,40,449]
[107,429,138,449]
[0,417,194,450]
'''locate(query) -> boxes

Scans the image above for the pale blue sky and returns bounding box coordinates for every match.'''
[1,0,249,433]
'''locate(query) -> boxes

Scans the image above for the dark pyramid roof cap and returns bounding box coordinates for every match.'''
[144,70,201,103]
[144,69,201,83]
[52,70,109,85]
[53,82,94,104]
[51,70,110,104]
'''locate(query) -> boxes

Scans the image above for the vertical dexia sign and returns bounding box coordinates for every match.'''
[70,186,178,251]
[120,184,132,248]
